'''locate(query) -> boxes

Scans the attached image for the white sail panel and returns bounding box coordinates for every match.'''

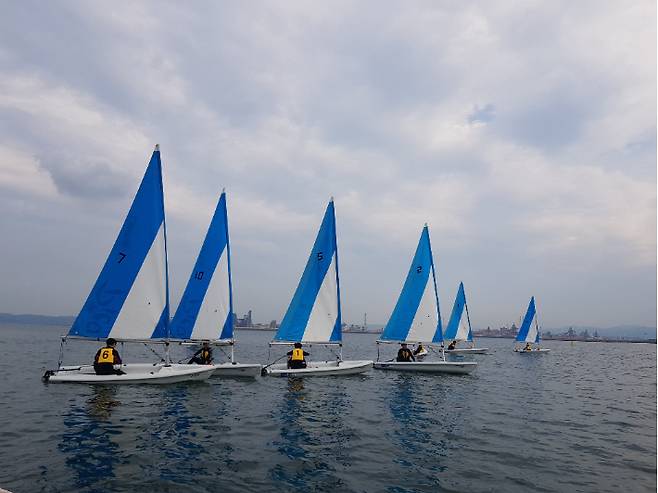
[524,313,538,343]
[455,310,470,341]
[190,249,230,340]
[109,224,167,339]
[301,254,338,342]
[405,274,438,342]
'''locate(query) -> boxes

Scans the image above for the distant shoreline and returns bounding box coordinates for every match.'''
[0,313,655,343]
[472,334,657,344]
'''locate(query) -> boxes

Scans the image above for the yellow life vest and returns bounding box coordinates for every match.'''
[291,348,305,361]
[97,347,114,364]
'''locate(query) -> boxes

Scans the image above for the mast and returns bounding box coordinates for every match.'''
[157,144,171,365]
[464,291,473,348]
[331,197,342,351]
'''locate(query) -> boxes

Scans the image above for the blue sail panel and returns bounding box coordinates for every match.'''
[444,282,470,341]
[381,226,440,343]
[274,200,341,342]
[170,192,232,340]
[69,147,169,340]
[515,297,536,342]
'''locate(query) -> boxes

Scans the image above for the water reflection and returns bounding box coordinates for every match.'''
[388,374,431,456]
[59,386,124,491]
[269,378,356,491]
[385,374,454,490]
[137,385,213,484]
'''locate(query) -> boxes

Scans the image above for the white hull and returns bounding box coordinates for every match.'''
[373,361,477,374]
[515,348,551,354]
[264,360,373,377]
[171,362,262,378]
[44,363,215,384]
[212,362,262,377]
[445,347,489,354]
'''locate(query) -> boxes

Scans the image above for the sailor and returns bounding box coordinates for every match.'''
[396,343,415,362]
[189,342,213,365]
[524,342,532,351]
[447,340,457,350]
[287,342,309,369]
[93,338,125,375]
[413,343,427,361]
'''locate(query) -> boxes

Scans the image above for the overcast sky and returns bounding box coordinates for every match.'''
[0,1,655,329]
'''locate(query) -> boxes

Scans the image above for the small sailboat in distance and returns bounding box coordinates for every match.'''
[374,225,476,374]
[443,282,489,354]
[43,146,215,384]
[263,199,373,377]
[514,296,550,353]
[169,191,261,377]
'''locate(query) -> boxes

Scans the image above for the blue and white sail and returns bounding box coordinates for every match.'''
[274,200,341,343]
[379,225,443,344]
[170,192,233,341]
[68,145,170,340]
[516,297,540,343]
[444,282,473,342]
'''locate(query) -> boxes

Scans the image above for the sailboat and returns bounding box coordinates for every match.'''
[43,146,215,384]
[443,282,489,354]
[263,199,373,377]
[514,296,550,353]
[373,225,476,374]
[169,191,261,377]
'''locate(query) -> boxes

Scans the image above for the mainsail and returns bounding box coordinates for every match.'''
[516,297,540,343]
[379,225,443,344]
[68,145,170,340]
[170,191,233,341]
[444,282,472,342]
[274,199,341,343]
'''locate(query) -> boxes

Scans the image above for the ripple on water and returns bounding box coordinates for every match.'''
[0,330,655,493]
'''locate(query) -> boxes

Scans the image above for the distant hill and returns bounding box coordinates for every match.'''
[0,313,75,326]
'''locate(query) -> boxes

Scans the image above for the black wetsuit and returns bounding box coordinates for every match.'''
[189,347,213,365]
[396,348,415,362]
[93,347,124,375]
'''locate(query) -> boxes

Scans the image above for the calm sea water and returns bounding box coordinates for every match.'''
[0,324,655,493]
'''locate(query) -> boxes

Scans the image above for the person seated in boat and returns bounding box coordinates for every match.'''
[413,343,427,361]
[396,343,415,362]
[447,340,457,351]
[524,342,533,351]
[287,342,309,369]
[188,342,213,365]
[93,338,125,375]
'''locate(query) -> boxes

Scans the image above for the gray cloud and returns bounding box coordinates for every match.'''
[37,154,131,199]
[0,0,654,328]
